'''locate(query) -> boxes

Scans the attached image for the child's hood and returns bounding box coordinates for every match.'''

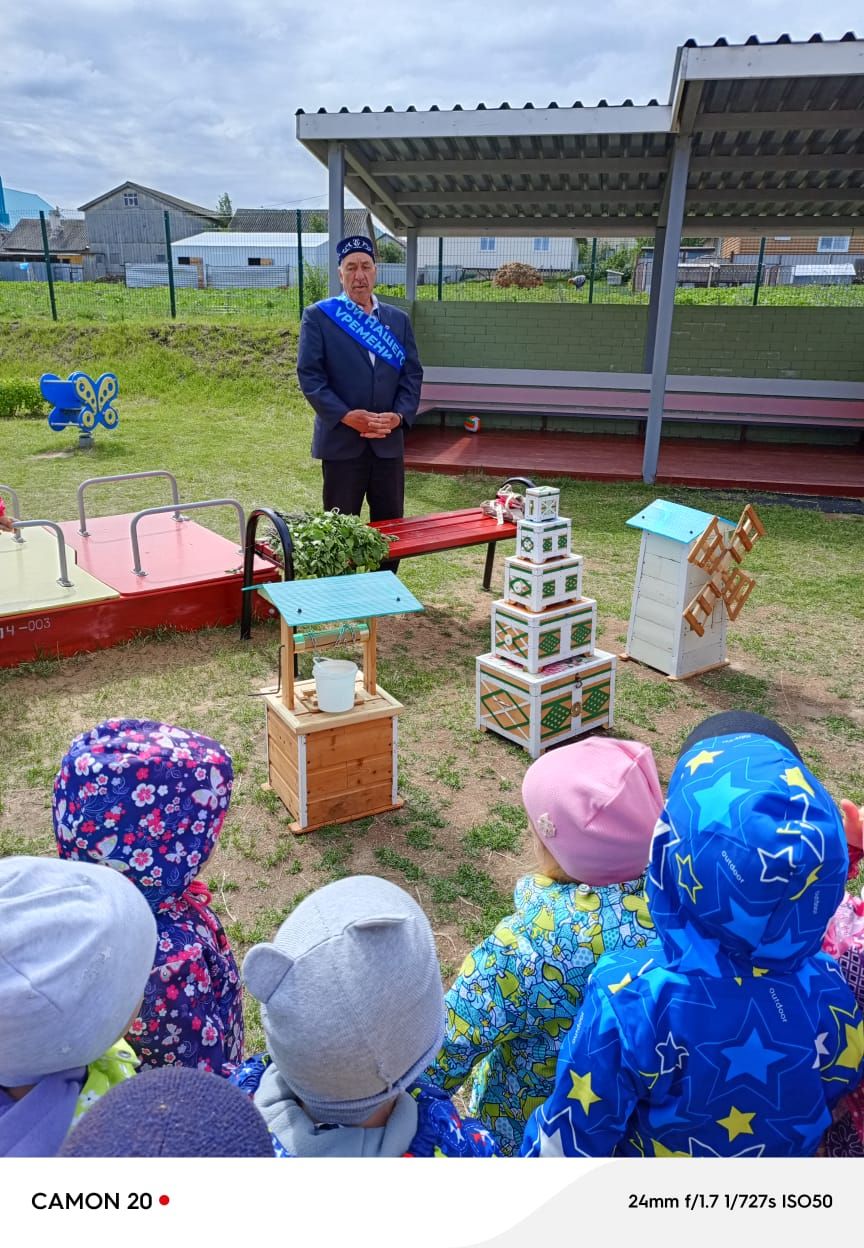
[53,719,233,908]
[648,731,847,973]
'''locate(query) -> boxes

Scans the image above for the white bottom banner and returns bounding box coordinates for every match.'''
[2,1158,857,1248]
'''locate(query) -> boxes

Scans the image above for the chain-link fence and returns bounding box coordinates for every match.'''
[1,212,862,322]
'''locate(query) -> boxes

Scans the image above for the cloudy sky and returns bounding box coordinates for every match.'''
[1,0,860,214]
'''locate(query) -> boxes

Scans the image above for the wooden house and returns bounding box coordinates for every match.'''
[79,182,219,275]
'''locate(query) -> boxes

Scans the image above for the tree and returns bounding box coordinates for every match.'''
[377,239,404,263]
[308,213,327,233]
[217,192,233,228]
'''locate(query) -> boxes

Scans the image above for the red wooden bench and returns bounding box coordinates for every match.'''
[370,506,518,590]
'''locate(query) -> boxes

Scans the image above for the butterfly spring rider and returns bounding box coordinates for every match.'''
[40,371,120,447]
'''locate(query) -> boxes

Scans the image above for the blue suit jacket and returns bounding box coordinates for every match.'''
[297,300,424,461]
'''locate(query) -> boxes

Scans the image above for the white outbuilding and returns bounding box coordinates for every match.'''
[168,231,330,286]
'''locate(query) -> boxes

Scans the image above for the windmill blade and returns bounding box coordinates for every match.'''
[722,566,757,621]
[687,517,728,576]
[728,504,766,564]
[683,578,723,638]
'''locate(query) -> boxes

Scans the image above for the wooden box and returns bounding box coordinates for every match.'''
[504,553,583,613]
[516,517,572,564]
[524,486,560,523]
[476,649,616,759]
[265,678,402,834]
[492,596,596,671]
[575,649,617,730]
[477,654,583,757]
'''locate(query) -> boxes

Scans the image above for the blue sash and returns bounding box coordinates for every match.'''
[317,295,406,371]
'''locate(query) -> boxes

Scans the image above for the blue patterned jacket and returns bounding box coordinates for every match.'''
[426,873,654,1154]
[522,733,864,1158]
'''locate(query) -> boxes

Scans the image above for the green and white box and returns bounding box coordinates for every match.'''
[477,653,583,758]
[476,647,616,759]
[524,486,560,523]
[504,553,583,613]
[492,597,596,672]
[516,517,572,564]
[574,649,617,730]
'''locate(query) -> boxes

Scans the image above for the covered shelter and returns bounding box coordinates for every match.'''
[297,34,864,482]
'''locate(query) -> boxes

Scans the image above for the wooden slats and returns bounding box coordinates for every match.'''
[419,382,864,427]
[402,429,864,498]
[370,509,516,557]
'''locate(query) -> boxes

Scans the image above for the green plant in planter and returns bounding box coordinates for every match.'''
[272,510,393,579]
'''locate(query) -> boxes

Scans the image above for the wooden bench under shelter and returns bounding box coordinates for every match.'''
[418,370,864,443]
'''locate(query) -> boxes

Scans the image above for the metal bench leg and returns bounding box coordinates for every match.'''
[483,542,496,591]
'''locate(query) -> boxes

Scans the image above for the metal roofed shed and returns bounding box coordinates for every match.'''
[791,263,856,283]
[296,33,864,483]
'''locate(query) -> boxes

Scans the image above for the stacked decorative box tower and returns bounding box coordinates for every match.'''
[476,486,616,759]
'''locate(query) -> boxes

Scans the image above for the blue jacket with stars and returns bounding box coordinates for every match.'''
[521,731,864,1158]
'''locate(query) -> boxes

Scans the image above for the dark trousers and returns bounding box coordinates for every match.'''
[322,447,404,572]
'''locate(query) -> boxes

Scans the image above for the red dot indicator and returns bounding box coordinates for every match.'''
[159,1196,170,1207]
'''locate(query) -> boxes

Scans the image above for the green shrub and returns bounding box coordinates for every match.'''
[0,380,45,420]
[270,509,393,578]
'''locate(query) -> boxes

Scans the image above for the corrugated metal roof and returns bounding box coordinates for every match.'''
[228,207,372,235]
[171,231,329,247]
[296,35,864,236]
[0,186,54,228]
[0,218,90,254]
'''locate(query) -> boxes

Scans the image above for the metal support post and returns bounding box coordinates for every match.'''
[39,212,58,321]
[642,136,692,484]
[752,237,766,306]
[327,144,345,296]
[405,228,418,302]
[643,225,666,370]
[164,212,176,319]
[296,208,305,314]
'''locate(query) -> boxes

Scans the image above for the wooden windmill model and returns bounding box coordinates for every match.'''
[683,505,766,641]
[625,500,765,679]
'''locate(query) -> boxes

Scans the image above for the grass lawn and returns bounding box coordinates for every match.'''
[3,275,863,325]
[1,322,863,1051]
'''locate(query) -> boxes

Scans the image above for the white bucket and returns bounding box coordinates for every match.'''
[313,657,358,713]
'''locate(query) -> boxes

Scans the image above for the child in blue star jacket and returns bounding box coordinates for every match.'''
[426,738,661,1154]
[521,711,864,1158]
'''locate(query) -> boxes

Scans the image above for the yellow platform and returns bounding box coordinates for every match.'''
[0,527,119,619]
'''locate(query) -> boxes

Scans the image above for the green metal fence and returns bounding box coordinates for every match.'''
[1,212,861,323]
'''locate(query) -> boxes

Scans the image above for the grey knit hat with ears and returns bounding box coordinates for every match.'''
[243,875,444,1127]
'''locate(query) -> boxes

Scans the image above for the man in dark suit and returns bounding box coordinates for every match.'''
[296,235,424,524]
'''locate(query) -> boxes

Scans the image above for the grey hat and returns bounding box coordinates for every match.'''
[243,875,444,1126]
[0,856,158,1086]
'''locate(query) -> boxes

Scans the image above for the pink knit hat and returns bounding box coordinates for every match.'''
[521,738,663,887]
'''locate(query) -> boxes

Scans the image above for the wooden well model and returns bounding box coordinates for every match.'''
[258,572,423,834]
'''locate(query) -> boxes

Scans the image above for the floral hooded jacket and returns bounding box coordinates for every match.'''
[53,719,243,1077]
